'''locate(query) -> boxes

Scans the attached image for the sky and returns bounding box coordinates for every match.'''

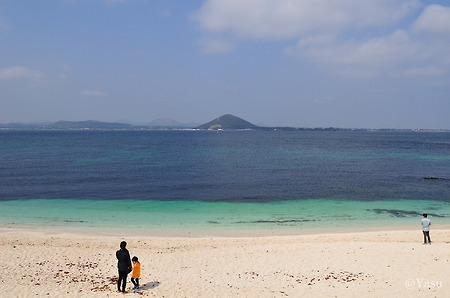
[0,0,449,129]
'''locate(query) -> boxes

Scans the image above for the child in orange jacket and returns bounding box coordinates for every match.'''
[131,256,141,290]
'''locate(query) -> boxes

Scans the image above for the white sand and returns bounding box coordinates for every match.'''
[0,228,449,297]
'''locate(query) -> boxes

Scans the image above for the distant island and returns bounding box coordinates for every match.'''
[0,115,448,132]
[195,114,351,131]
[195,114,259,130]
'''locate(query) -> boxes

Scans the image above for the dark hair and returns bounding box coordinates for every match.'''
[423,213,427,217]
[132,256,138,262]
[120,241,127,249]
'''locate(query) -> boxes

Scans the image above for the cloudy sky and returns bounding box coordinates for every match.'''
[1,0,449,129]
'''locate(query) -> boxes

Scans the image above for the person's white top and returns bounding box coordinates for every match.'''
[421,218,431,232]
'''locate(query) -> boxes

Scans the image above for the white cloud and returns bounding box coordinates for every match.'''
[0,66,46,81]
[288,29,421,77]
[412,5,450,35]
[194,0,421,39]
[199,38,234,54]
[315,30,413,65]
[82,90,106,96]
[194,0,450,78]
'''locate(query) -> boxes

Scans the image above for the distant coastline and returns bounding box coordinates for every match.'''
[0,115,448,132]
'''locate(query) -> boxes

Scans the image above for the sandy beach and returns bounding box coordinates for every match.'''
[1,228,449,297]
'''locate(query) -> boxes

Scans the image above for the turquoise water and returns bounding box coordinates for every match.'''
[1,199,449,235]
[1,130,449,235]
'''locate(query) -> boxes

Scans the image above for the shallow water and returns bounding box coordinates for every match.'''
[1,198,449,236]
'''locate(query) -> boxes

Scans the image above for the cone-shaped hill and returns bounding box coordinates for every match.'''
[195,114,259,130]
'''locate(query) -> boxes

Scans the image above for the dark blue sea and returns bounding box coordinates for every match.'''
[0,130,449,235]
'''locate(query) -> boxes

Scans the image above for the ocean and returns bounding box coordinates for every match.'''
[0,130,449,235]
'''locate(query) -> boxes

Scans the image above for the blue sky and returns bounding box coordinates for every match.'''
[1,0,449,129]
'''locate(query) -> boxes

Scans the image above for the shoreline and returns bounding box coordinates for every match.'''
[1,228,449,297]
[3,223,450,238]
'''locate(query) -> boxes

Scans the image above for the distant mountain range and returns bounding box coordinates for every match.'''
[0,120,135,130]
[0,119,194,130]
[0,115,304,131]
[0,115,447,131]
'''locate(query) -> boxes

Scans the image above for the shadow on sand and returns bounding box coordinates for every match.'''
[132,281,160,293]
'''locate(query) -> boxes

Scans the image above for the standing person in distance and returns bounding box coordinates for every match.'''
[116,241,132,292]
[421,213,432,245]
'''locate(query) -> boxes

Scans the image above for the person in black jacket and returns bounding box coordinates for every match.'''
[116,241,132,292]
